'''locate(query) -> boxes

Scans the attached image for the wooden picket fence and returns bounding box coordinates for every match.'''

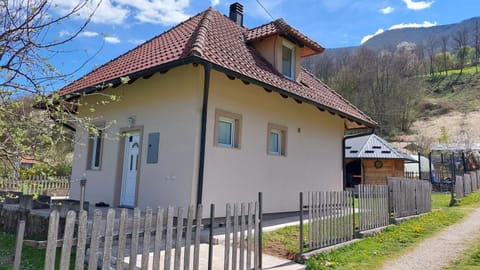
[299,191,355,253]
[472,171,478,191]
[455,171,480,200]
[387,177,432,218]
[0,176,70,196]
[357,185,389,231]
[41,201,262,270]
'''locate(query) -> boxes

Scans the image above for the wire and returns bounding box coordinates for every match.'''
[255,0,275,20]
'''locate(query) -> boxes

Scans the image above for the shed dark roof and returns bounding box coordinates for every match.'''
[59,7,376,127]
[345,134,415,161]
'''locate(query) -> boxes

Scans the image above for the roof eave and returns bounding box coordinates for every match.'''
[59,55,376,128]
[60,55,199,100]
[202,59,376,129]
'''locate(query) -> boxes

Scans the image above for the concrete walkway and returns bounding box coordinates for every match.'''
[382,207,480,270]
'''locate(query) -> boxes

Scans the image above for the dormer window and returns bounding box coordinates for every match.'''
[282,43,295,79]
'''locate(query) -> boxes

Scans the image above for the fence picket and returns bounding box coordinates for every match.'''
[174,207,184,270]
[247,202,253,269]
[232,203,239,270]
[116,208,128,270]
[153,207,164,270]
[102,209,115,270]
[13,220,25,270]
[224,204,231,270]
[193,205,202,270]
[165,207,174,270]
[60,211,76,270]
[240,203,246,270]
[75,210,88,270]
[142,207,153,270]
[88,209,103,270]
[129,208,141,270]
[184,206,194,270]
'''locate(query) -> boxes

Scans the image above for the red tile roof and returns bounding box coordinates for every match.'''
[246,19,324,57]
[59,7,376,127]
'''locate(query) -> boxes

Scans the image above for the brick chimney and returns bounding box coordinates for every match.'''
[229,2,243,26]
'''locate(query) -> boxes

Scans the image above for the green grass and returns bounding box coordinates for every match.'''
[0,231,73,270]
[305,191,480,269]
[443,235,480,269]
[262,191,480,270]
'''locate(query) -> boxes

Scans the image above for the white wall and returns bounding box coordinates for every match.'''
[70,65,203,209]
[203,70,345,214]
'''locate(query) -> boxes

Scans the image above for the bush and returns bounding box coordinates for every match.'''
[19,162,71,178]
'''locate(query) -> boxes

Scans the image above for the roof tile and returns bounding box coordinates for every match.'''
[59,8,375,126]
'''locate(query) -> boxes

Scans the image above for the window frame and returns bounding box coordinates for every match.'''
[87,126,104,170]
[267,123,287,156]
[214,109,242,149]
[281,42,295,80]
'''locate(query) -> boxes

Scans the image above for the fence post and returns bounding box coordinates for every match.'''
[208,204,214,270]
[13,220,25,270]
[299,192,304,258]
[450,153,456,206]
[352,187,356,236]
[418,152,422,180]
[428,152,432,183]
[258,192,263,270]
[79,177,87,211]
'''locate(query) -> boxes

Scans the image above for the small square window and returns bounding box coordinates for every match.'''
[87,128,104,170]
[269,129,282,155]
[218,117,235,147]
[215,110,241,149]
[267,124,287,156]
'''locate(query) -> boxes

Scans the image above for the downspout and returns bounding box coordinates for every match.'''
[197,62,211,205]
[342,128,375,189]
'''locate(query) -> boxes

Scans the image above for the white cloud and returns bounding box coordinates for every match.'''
[51,0,191,26]
[104,36,121,44]
[402,0,434,10]
[360,28,384,44]
[79,31,99,37]
[115,0,190,25]
[389,21,437,30]
[360,20,437,44]
[210,0,220,6]
[380,6,394,14]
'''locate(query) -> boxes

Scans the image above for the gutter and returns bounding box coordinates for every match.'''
[343,128,375,189]
[196,62,211,205]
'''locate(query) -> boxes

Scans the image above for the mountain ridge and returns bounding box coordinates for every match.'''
[319,16,480,59]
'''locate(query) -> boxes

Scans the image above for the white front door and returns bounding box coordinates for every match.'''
[120,132,140,207]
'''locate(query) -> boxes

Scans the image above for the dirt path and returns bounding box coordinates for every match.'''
[381,207,480,270]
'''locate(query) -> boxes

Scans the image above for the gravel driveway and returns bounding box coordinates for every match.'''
[381,207,480,270]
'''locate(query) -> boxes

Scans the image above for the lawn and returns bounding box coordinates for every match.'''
[0,231,72,270]
[262,191,480,270]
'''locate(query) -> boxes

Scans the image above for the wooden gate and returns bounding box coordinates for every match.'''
[299,191,354,254]
[357,185,389,231]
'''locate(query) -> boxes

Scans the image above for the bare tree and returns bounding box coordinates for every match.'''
[425,37,438,76]
[452,26,469,77]
[440,36,450,76]
[474,21,480,74]
[0,0,103,173]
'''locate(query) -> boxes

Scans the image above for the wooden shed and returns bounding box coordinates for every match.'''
[345,134,416,186]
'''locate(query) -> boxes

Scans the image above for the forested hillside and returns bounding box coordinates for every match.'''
[303,17,480,140]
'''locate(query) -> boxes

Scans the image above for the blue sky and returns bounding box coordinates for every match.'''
[50,0,480,82]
